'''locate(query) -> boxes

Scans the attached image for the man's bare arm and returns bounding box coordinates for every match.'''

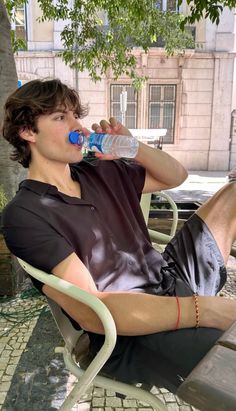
[42,253,236,335]
[91,118,188,193]
[135,141,188,193]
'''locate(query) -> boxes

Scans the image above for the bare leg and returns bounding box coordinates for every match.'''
[196,182,236,264]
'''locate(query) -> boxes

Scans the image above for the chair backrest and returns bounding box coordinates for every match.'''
[46,296,82,353]
[140,191,178,239]
[140,193,152,225]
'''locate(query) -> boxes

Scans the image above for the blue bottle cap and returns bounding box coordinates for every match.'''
[69,131,84,145]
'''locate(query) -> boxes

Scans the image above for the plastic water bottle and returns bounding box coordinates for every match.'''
[69,131,139,158]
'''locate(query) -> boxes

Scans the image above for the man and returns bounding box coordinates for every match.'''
[2,78,236,394]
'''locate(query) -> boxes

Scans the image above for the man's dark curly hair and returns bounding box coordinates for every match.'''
[2,78,88,168]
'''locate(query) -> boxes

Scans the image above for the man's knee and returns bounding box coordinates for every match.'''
[215,182,236,215]
[198,181,236,217]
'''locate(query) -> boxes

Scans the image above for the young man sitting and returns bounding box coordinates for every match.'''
[2,78,236,394]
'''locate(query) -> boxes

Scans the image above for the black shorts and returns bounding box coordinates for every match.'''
[162,213,227,296]
[89,213,227,393]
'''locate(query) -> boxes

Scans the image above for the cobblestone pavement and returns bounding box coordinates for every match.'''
[1,172,236,411]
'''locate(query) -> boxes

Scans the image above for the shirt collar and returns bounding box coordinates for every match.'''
[18,177,91,206]
[19,179,55,196]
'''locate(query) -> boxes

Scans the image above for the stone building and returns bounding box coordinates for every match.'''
[14,2,236,170]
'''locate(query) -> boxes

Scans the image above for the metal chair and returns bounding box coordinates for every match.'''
[17,258,167,411]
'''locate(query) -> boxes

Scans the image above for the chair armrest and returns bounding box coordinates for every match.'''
[17,258,117,368]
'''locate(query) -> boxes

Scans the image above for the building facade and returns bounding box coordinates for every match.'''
[14,2,236,170]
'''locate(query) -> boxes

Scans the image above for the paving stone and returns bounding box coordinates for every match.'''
[160,387,169,393]
[164,392,178,403]
[0,381,11,392]
[7,332,18,338]
[167,403,181,410]
[121,408,136,411]
[150,386,161,395]
[2,344,12,350]
[123,399,138,407]
[0,392,7,405]
[1,350,11,358]
[12,343,21,349]
[105,396,122,407]
[75,403,91,411]
[20,343,27,349]
[9,357,21,365]
[6,362,19,375]
[11,349,23,357]
[0,337,10,344]
[1,375,12,382]
[105,389,116,396]
[137,400,149,406]
[94,387,105,397]
[0,358,10,368]
[92,397,105,407]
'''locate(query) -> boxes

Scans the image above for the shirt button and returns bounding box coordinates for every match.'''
[91,206,95,211]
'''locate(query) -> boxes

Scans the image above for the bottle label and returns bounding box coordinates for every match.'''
[88,133,106,153]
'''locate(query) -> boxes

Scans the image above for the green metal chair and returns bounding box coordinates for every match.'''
[17,258,167,411]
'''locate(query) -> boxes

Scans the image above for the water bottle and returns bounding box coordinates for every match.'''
[69,130,139,158]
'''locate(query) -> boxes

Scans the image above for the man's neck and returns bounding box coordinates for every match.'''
[28,162,81,198]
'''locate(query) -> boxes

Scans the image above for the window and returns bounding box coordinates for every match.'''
[149,85,176,143]
[110,85,137,129]
[155,0,178,12]
[14,6,27,41]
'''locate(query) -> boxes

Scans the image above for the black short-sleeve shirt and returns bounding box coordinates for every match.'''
[2,159,174,295]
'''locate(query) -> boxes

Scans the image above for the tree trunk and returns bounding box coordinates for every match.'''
[0,1,27,296]
[0,0,26,201]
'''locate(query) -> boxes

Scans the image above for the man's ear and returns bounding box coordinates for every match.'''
[19,128,36,143]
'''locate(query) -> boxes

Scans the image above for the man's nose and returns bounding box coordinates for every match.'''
[70,117,82,131]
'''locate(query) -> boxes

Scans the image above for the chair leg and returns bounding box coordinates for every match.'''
[59,373,167,411]
[90,374,168,410]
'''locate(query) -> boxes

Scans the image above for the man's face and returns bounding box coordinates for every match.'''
[29,107,85,165]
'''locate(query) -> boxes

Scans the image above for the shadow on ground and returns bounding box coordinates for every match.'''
[2,311,69,411]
